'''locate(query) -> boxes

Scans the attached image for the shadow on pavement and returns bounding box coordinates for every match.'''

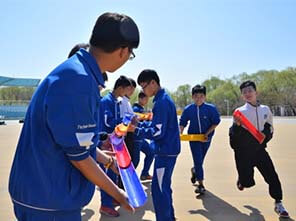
[82,208,95,221]
[98,181,155,221]
[189,190,266,221]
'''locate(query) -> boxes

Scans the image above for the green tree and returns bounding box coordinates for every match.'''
[202,76,225,93]
[173,84,191,109]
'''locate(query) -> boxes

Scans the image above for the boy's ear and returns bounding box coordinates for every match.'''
[117,47,128,58]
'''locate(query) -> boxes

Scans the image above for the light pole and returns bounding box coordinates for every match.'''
[224,99,229,116]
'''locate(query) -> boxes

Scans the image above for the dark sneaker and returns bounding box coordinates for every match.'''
[195,184,206,194]
[236,181,244,191]
[274,202,290,218]
[113,199,120,207]
[99,206,119,217]
[140,175,153,181]
[190,167,196,184]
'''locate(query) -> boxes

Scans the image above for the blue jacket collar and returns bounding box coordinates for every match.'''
[194,102,205,108]
[77,48,105,88]
[153,88,165,103]
[108,92,118,102]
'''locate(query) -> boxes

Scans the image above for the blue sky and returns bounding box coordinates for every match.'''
[1,0,296,91]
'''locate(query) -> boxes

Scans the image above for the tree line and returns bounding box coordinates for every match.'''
[170,67,296,116]
[1,67,295,116]
[0,87,35,105]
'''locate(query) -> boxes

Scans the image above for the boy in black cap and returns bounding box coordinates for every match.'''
[9,12,139,221]
[229,80,289,218]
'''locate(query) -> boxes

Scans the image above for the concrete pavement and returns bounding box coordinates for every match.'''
[0,118,295,221]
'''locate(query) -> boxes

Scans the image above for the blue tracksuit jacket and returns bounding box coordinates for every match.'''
[134,89,180,156]
[134,88,180,221]
[9,48,105,213]
[179,102,220,139]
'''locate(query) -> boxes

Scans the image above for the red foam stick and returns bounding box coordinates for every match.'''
[233,110,265,144]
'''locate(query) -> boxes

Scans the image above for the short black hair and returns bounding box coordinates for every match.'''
[129,78,137,88]
[240,80,256,91]
[192,84,206,95]
[68,43,89,58]
[137,69,160,85]
[114,75,131,90]
[90,12,140,53]
[138,91,147,99]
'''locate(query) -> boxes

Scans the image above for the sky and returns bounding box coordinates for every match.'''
[1,0,296,91]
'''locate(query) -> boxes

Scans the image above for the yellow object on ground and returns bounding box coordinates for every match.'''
[180,134,206,142]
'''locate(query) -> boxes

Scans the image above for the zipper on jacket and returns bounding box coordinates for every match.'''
[197,106,202,133]
[255,106,259,130]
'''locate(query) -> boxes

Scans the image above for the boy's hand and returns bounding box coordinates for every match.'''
[131,115,139,126]
[109,157,119,174]
[102,150,116,157]
[201,134,208,142]
[103,155,119,175]
[127,124,136,133]
[234,116,241,126]
[100,137,113,151]
[117,189,135,213]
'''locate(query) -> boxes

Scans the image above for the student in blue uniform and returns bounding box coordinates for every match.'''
[132,91,155,180]
[229,80,289,218]
[179,85,220,194]
[99,75,132,217]
[119,78,137,168]
[9,12,139,221]
[129,69,180,221]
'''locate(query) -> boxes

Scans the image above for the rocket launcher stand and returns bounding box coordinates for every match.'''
[233,110,265,144]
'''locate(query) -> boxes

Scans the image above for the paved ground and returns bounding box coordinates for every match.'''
[0,118,295,221]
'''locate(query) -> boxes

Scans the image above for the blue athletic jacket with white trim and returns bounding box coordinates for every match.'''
[9,49,104,212]
[179,102,221,139]
[99,92,122,133]
[134,89,180,156]
[132,103,144,114]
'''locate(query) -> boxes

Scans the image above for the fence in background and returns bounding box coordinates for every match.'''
[0,100,30,120]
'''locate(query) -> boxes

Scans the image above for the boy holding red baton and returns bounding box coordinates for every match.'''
[229,80,289,218]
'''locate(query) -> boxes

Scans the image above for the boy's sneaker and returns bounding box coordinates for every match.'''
[112,199,120,207]
[99,206,119,217]
[190,167,196,184]
[195,184,206,194]
[236,181,244,191]
[140,174,153,181]
[274,202,289,218]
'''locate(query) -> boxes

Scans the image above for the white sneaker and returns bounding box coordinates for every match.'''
[274,202,289,218]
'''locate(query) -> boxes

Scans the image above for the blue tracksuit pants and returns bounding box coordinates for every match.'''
[189,141,211,181]
[99,165,117,207]
[152,155,177,221]
[133,139,154,176]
